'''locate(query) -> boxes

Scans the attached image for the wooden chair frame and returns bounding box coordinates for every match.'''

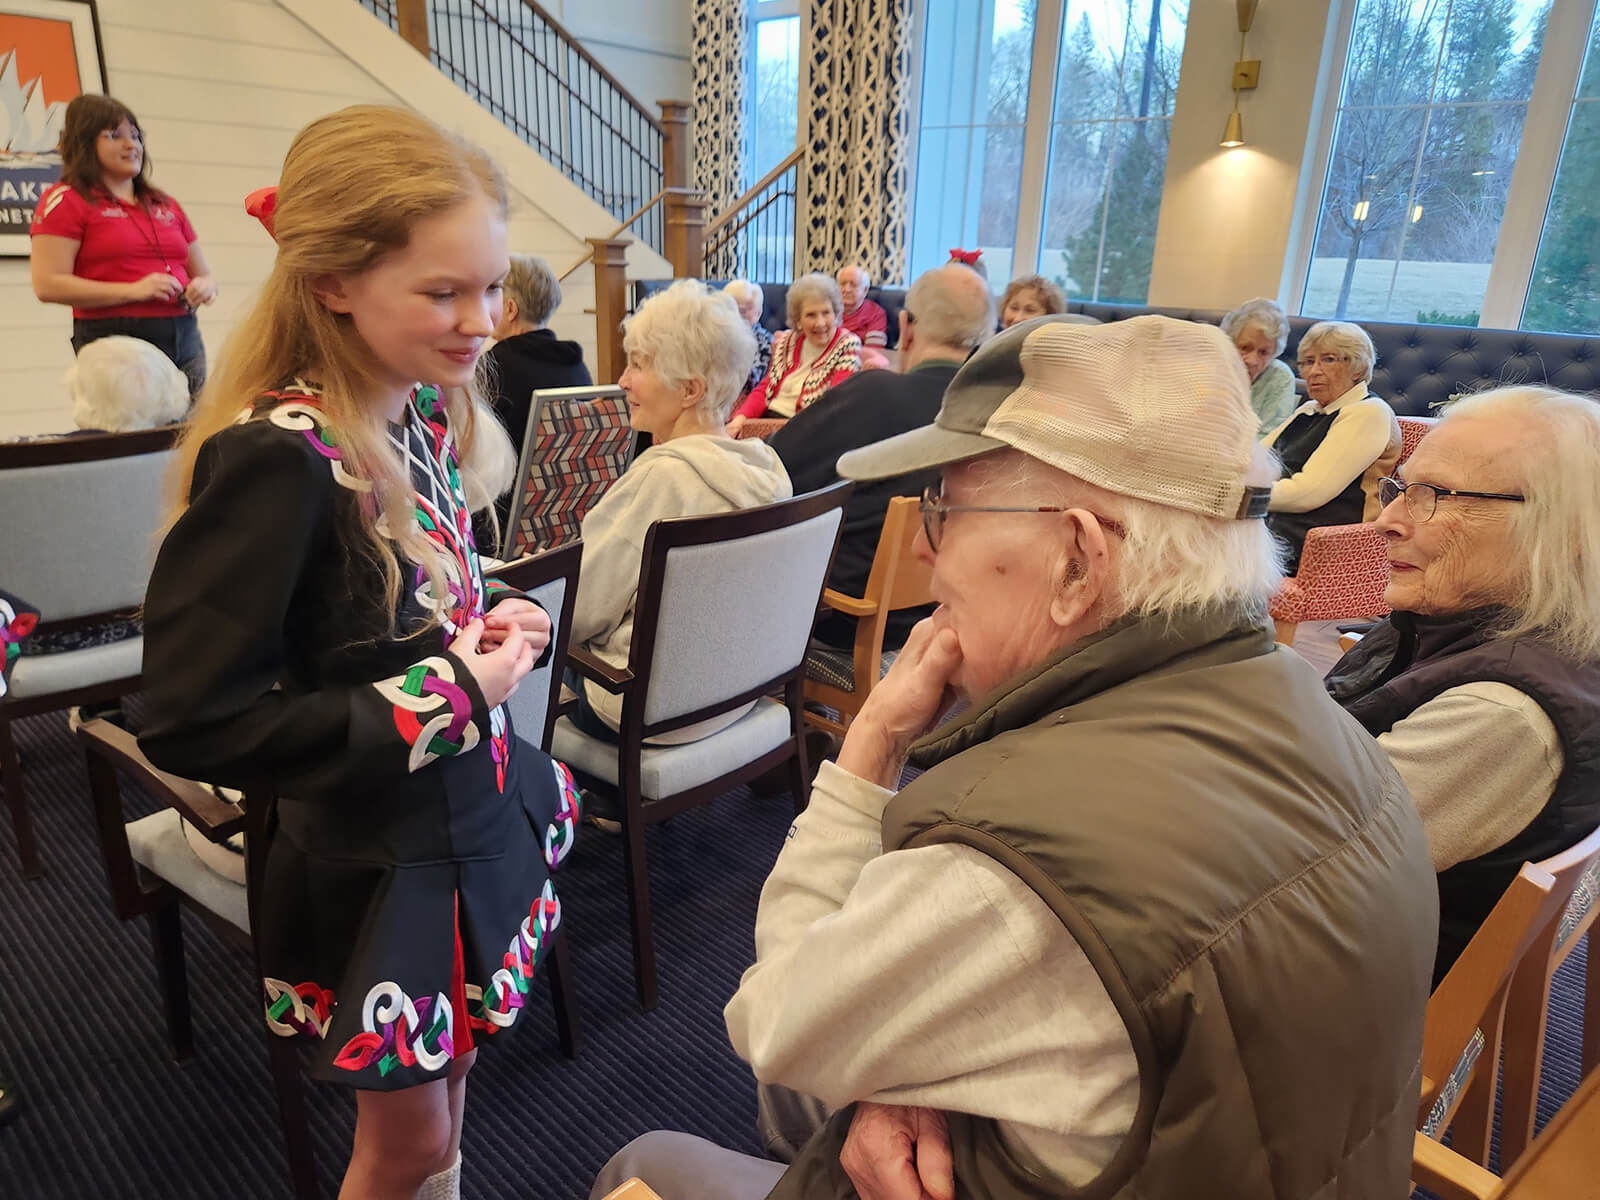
[803,496,933,737]
[1,424,181,878]
[564,482,851,1011]
[71,545,585,1199]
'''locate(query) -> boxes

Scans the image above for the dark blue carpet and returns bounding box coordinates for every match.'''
[0,704,1590,1198]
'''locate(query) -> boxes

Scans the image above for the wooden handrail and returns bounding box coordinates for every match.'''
[558,187,669,281]
[518,0,665,137]
[705,146,806,239]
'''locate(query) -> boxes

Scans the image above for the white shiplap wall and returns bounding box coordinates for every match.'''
[0,0,668,437]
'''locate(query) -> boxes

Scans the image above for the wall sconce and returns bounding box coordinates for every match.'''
[1221,0,1261,148]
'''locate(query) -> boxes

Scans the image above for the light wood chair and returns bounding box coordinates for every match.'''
[1416,862,1576,1171]
[1494,822,1600,1167]
[802,496,933,737]
[600,1180,665,1200]
[1412,1068,1600,1199]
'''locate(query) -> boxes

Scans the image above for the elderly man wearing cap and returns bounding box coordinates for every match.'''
[589,316,1437,1200]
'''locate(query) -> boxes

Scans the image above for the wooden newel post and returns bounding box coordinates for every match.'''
[657,99,693,191]
[396,0,431,56]
[590,237,631,385]
[663,189,709,279]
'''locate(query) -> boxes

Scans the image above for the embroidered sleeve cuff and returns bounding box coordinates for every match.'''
[372,652,491,773]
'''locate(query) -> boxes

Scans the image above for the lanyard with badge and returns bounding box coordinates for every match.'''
[126,194,190,311]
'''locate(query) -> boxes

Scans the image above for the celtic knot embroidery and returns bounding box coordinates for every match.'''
[374,656,481,772]
[466,879,560,1034]
[546,761,581,868]
[332,983,456,1076]
[257,395,371,494]
[262,977,335,1039]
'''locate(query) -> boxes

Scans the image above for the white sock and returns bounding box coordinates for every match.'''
[418,1152,461,1200]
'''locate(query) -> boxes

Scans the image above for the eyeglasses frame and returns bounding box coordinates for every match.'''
[1377,475,1526,523]
[918,482,1127,552]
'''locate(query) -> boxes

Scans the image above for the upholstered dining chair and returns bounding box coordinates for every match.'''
[1415,860,1581,1173]
[1412,1069,1600,1200]
[1492,822,1600,1168]
[803,496,933,737]
[500,385,635,560]
[1269,415,1435,644]
[73,545,584,1200]
[0,424,179,878]
[553,483,851,1011]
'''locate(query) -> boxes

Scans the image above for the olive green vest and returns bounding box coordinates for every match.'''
[768,611,1436,1200]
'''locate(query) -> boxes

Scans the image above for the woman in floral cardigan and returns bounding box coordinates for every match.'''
[727,272,860,434]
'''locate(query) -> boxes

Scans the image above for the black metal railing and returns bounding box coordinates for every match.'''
[356,0,667,256]
[704,149,802,283]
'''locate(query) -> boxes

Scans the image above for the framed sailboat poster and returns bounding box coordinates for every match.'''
[0,0,105,255]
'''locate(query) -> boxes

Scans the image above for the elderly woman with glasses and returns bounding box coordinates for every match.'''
[1326,386,1600,986]
[1261,320,1401,573]
[727,272,861,435]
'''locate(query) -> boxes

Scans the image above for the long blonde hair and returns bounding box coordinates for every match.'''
[166,105,509,631]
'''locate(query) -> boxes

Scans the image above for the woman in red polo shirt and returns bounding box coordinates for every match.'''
[30,95,216,397]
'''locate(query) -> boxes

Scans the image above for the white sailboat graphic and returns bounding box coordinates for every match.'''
[0,50,67,158]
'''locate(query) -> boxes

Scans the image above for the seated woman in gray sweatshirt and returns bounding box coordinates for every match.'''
[568,280,792,748]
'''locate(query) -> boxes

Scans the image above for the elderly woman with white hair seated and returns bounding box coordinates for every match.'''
[1222,298,1297,435]
[568,281,791,776]
[723,279,773,396]
[1262,319,1401,573]
[727,271,861,435]
[1326,385,1600,986]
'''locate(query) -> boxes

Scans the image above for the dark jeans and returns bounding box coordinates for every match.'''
[562,666,618,744]
[72,313,207,398]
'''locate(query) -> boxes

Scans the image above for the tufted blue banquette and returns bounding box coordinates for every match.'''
[634,281,1599,418]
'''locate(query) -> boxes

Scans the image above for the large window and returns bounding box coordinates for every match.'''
[1523,6,1600,332]
[910,0,1189,298]
[750,5,801,185]
[1303,0,1554,325]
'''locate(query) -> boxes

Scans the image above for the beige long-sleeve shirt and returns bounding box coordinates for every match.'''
[1379,682,1562,872]
[1263,383,1399,516]
[724,760,1139,1187]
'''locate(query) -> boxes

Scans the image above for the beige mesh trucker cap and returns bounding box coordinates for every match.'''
[836,314,1272,521]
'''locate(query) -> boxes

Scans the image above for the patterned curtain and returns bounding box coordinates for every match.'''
[692,0,749,227]
[803,0,914,284]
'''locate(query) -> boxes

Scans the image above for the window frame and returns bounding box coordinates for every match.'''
[1292,0,1600,330]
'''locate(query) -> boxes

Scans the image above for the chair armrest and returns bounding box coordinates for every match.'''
[567,644,634,694]
[74,717,247,842]
[821,588,878,619]
[1410,1133,1499,1200]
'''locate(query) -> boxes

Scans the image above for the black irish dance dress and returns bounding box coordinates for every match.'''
[140,381,578,1090]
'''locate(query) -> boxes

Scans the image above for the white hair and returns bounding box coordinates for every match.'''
[1441,386,1600,662]
[1297,320,1376,385]
[723,279,762,311]
[1221,298,1289,355]
[624,279,756,424]
[65,336,190,432]
[905,264,996,351]
[967,449,1284,624]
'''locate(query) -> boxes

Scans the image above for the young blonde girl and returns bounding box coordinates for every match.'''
[138,105,579,1200]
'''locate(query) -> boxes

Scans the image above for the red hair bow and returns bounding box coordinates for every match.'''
[244,185,279,241]
[948,248,982,265]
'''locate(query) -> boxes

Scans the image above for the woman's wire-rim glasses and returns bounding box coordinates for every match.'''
[919,483,1127,552]
[1377,476,1526,523]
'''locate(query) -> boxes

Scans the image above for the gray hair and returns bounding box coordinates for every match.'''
[623,279,756,424]
[786,272,842,328]
[723,279,762,311]
[1443,386,1600,661]
[503,254,561,327]
[1297,320,1376,385]
[905,264,996,352]
[1221,298,1289,356]
[966,448,1284,624]
[838,263,870,287]
[66,336,189,431]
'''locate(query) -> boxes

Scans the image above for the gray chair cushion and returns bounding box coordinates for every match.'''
[7,636,142,698]
[125,808,249,932]
[804,646,900,693]
[550,698,791,799]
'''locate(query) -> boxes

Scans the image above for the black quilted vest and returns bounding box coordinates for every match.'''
[1326,609,1600,983]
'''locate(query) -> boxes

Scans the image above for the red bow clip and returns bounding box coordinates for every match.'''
[948,248,982,265]
[244,185,279,241]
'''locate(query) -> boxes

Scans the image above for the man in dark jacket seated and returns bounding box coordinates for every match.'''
[771,263,994,651]
[485,253,592,445]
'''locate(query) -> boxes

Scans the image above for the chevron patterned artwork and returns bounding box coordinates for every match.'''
[508,393,636,559]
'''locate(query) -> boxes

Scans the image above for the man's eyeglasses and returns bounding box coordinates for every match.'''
[1377,476,1526,523]
[918,483,1126,552]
